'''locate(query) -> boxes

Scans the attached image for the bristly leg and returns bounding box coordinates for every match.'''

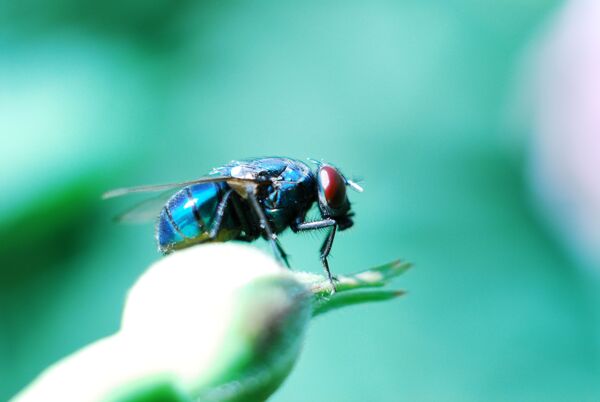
[247,189,289,268]
[209,189,234,239]
[275,238,291,268]
[319,225,338,293]
[292,218,338,292]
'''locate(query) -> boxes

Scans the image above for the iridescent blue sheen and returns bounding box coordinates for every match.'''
[156,158,317,253]
[253,158,315,232]
[157,182,233,252]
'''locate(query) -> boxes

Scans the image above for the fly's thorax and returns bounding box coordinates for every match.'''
[260,161,316,212]
[261,182,316,234]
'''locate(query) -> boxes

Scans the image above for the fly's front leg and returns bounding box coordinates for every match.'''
[247,189,290,268]
[292,218,338,292]
[292,218,336,232]
[319,225,338,292]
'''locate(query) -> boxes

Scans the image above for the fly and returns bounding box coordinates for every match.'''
[103,157,363,291]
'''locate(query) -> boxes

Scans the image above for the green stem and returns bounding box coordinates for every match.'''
[294,260,412,316]
[312,289,406,316]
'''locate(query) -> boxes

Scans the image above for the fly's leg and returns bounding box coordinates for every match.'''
[292,218,338,292]
[293,218,336,231]
[209,189,233,239]
[319,225,338,293]
[246,189,290,268]
[231,193,256,240]
[275,238,290,268]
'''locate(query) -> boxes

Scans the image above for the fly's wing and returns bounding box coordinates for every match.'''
[113,191,174,224]
[102,175,235,199]
[213,158,291,182]
[103,174,267,223]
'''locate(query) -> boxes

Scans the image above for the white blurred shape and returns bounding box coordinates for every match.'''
[12,244,305,402]
[529,0,600,270]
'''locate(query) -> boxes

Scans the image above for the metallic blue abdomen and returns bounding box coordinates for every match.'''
[157,182,237,252]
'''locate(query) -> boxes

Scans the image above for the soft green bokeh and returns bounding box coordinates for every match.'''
[2,0,599,401]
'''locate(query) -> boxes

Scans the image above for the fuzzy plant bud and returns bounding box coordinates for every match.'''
[13,243,409,402]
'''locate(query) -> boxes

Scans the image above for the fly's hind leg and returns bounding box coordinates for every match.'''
[275,238,290,268]
[209,189,234,239]
[231,192,257,241]
[246,189,290,268]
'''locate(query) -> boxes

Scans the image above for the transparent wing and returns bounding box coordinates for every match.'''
[105,174,266,223]
[102,175,236,200]
[103,171,276,223]
[112,191,175,224]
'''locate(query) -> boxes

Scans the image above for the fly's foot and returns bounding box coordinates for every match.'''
[328,276,339,294]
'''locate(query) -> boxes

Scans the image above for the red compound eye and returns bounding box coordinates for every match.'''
[319,166,347,209]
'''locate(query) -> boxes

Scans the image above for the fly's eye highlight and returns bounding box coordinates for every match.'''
[319,166,347,209]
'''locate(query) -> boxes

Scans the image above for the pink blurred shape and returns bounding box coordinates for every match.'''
[529,0,600,270]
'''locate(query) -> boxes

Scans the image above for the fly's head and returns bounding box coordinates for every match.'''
[312,160,363,231]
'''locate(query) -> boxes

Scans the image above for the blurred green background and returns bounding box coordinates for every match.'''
[2,0,599,400]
